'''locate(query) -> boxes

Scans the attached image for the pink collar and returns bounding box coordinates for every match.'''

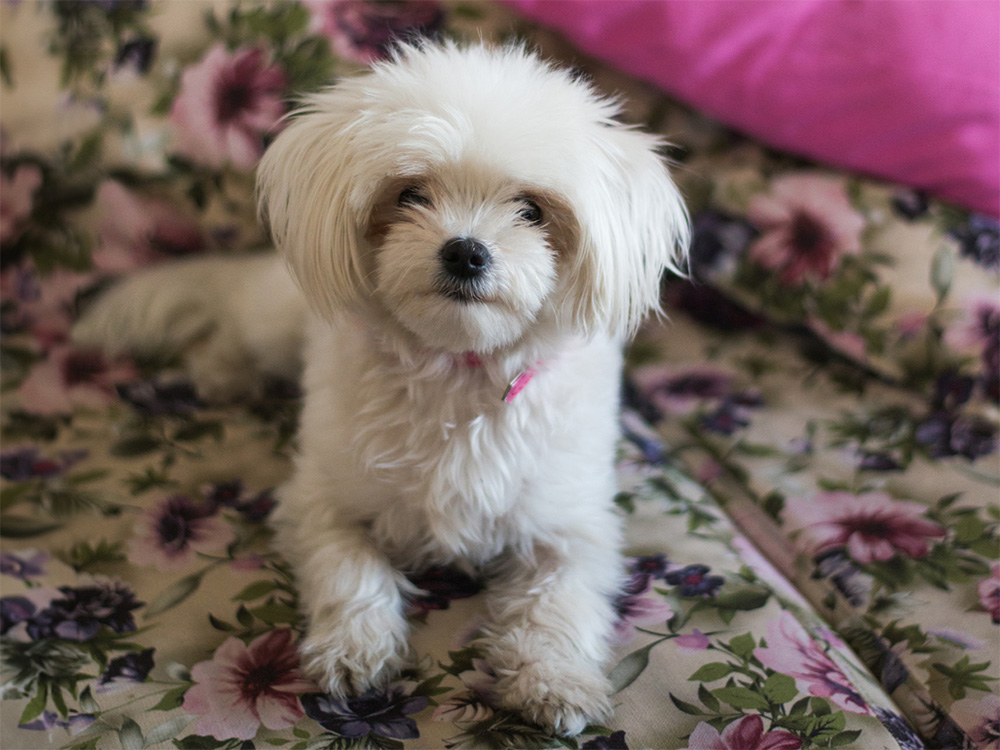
[502,366,538,403]
[455,351,538,403]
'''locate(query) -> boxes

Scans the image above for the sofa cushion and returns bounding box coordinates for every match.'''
[505,0,1000,217]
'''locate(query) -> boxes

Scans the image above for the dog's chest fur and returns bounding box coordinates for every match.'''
[344,343,560,568]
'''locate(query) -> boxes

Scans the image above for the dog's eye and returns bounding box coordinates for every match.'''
[517,199,543,225]
[397,187,431,208]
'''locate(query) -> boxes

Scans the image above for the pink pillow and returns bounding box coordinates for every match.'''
[505,0,1000,217]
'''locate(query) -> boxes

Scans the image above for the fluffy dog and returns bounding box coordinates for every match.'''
[74,42,689,735]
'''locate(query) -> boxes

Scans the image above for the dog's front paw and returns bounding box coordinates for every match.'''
[493,660,612,736]
[298,607,409,697]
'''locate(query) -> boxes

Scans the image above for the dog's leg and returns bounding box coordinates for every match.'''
[275,519,414,696]
[481,517,622,736]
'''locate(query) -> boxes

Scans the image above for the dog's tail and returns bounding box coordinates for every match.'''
[72,252,306,400]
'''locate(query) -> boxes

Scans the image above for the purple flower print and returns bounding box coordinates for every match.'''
[933,371,976,411]
[813,549,872,608]
[129,495,234,571]
[19,710,95,736]
[25,579,142,641]
[628,554,669,579]
[303,0,445,64]
[755,612,871,714]
[915,412,997,460]
[0,447,87,480]
[630,366,762,433]
[972,301,999,381]
[0,550,49,580]
[405,565,482,617]
[613,557,674,644]
[203,479,247,509]
[582,730,630,750]
[872,707,927,750]
[301,687,428,740]
[0,260,96,348]
[620,408,666,464]
[117,379,201,417]
[0,596,36,635]
[202,480,277,523]
[946,295,1000,393]
[235,489,277,523]
[170,45,285,170]
[689,210,758,277]
[114,36,156,74]
[950,214,1000,272]
[665,564,725,598]
[91,0,147,12]
[643,369,733,415]
[855,451,902,472]
[663,281,766,332]
[700,396,761,436]
[892,190,929,220]
[96,648,155,693]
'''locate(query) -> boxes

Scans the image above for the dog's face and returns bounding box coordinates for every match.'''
[368,168,576,352]
[257,43,689,354]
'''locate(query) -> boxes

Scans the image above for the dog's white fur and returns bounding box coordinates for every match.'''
[73,43,688,735]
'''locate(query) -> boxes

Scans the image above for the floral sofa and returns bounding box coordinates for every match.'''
[1,2,997,750]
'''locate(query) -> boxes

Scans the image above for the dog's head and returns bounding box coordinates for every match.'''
[257,42,689,354]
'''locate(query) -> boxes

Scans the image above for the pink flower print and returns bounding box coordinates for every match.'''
[945,293,999,386]
[0,163,42,244]
[303,0,445,64]
[613,568,674,645]
[129,495,234,571]
[684,714,801,750]
[978,563,1000,624]
[182,629,314,740]
[630,366,734,416]
[896,311,928,339]
[970,693,1000,749]
[1,261,95,348]
[785,491,946,564]
[754,612,870,715]
[16,345,138,415]
[674,629,710,650]
[230,553,265,572]
[808,319,869,364]
[747,175,864,285]
[170,45,285,170]
[92,180,205,271]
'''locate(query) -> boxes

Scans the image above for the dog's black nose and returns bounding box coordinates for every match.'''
[440,238,492,279]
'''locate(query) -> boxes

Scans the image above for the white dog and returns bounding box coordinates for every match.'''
[74,42,689,735]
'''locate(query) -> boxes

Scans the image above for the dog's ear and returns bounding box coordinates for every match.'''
[256,87,376,318]
[561,126,690,338]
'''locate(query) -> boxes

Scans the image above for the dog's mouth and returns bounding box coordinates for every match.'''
[441,288,486,304]
[435,279,492,304]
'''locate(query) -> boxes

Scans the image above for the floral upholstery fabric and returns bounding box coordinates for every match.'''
[0,2,996,749]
